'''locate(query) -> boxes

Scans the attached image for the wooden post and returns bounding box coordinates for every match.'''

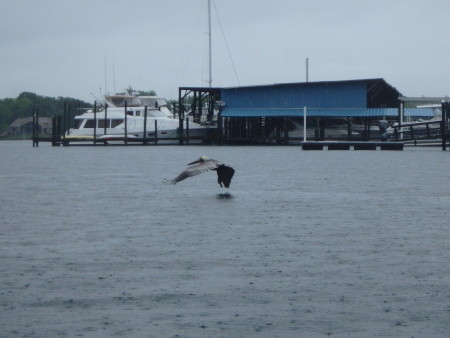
[56,115,62,146]
[347,116,352,141]
[67,103,72,137]
[186,117,190,144]
[124,100,128,145]
[143,105,147,145]
[35,108,39,146]
[193,91,197,123]
[217,111,222,144]
[66,103,71,136]
[178,89,184,145]
[93,101,97,145]
[52,115,57,146]
[62,102,67,143]
[104,105,108,136]
[284,117,288,144]
[208,93,213,122]
[303,106,307,142]
[442,101,448,151]
[198,92,202,123]
[154,120,158,144]
[32,109,36,147]
[409,125,415,142]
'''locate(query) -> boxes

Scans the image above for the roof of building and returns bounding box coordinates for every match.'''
[220,78,402,111]
[222,78,399,92]
[9,117,52,128]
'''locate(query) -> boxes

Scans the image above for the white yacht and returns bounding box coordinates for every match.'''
[65,95,215,142]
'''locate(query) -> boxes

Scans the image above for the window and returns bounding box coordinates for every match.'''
[84,120,95,128]
[111,119,124,128]
[98,119,110,128]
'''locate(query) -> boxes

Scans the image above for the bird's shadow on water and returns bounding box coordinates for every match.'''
[216,192,233,200]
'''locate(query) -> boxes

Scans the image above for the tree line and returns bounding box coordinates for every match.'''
[0,92,92,134]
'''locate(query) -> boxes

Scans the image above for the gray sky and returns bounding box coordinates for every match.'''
[1,0,449,102]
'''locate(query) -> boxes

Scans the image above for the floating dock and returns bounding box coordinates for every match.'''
[301,141,404,150]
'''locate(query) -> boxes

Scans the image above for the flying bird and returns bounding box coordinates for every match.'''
[166,156,235,188]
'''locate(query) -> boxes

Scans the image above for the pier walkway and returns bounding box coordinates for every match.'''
[302,141,404,151]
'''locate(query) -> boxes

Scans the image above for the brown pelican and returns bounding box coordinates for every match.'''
[166,156,235,188]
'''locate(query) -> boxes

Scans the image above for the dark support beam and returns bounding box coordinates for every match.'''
[442,101,448,151]
[347,117,352,141]
[124,101,127,145]
[104,105,108,136]
[143,105,147,145]
[62,102,67,143]
[94,101,97,145]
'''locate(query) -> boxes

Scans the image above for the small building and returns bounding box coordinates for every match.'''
[9,117,52,135]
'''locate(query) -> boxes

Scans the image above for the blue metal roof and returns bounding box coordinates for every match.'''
[219,78,402,111]
[221,107,435,118]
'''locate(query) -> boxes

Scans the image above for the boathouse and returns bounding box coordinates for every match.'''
[179,78,435,143]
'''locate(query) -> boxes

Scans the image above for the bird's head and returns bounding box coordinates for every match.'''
[188,156,208,165]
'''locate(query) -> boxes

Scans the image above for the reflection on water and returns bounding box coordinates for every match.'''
[216,192,233,199]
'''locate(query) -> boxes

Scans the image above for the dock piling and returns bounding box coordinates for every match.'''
[124,100,128,145]
[93,101,97,145]
[32,108,39,147]
[143,106,147,145]
[442,101,448,151]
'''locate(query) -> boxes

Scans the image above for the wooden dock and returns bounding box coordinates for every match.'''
[302,141,404,150]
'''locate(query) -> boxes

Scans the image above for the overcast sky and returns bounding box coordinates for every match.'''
[1,0,449,102]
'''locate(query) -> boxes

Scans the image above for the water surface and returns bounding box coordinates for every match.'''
[1,141,450,337]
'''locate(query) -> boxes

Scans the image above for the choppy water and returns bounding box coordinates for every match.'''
[1,140,450,337]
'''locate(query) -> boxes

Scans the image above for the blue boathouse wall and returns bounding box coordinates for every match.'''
[221,81,368,109]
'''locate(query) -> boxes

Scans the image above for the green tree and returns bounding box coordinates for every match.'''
[0,92,92,134]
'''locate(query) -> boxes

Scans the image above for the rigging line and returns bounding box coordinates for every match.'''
[170,1,205,94]
[212,0,241,86]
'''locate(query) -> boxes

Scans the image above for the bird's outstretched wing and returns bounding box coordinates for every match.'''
[166,159,220,185]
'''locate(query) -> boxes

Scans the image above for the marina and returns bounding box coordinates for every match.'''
[30,97,449,150]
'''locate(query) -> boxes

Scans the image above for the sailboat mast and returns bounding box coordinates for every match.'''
[208,0,212,87]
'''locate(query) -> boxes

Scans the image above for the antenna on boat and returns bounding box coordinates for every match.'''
[104,50,108,95]
[113,53,116,94]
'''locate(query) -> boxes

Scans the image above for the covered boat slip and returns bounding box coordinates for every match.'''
[219,107,436,144]
[215,79,444,145]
